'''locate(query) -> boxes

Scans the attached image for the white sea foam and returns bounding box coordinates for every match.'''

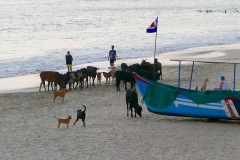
[1,43,239,93]
[0,0,240,78]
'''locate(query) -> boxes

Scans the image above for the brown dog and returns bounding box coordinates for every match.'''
[54,115,72,128]
[103,71,112,83]
[53,88,68,102]
[200,78,208,91]
[97,72,102,85]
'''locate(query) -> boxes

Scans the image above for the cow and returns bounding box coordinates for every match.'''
[128,63,140,73]
[67,71,86,90]
[114,70,136,91]
[39,71,60,91]
[68,71,80,89]
[141,59,151,66]
[121,63,128,71]
[127,63,155,80]
[141,59,162,80]
[126,89,142,117]
[77,68,88,88]
[138,69,156,81]
[57,72,71,90]
[156,61,163,80]
[87,66,98,86]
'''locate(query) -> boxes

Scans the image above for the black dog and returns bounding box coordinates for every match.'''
[73,105,86,126]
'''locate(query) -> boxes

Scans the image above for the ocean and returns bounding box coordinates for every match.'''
[1,0,240,78]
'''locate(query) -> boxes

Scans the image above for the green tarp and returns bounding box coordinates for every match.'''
[143,82,178,109]
[182,90,240,104]
[143,81,240,109]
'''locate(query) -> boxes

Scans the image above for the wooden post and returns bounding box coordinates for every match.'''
[153,58,158,81]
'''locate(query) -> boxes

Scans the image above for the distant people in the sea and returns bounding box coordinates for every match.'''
[215,76,229,90]
[197,9,240,13]
[66,51,73,72]
[108,45,117,67]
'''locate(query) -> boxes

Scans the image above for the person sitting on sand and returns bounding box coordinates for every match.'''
[215,76,229,90]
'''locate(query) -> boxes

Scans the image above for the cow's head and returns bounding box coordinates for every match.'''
[135,105,142,117]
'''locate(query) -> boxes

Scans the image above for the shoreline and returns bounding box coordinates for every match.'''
[1,43,240,93]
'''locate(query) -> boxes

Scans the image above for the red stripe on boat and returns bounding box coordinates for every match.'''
[224,99,237,118]
[132,72,149,84]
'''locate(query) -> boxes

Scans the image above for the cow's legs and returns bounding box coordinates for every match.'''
[127,103,129,116]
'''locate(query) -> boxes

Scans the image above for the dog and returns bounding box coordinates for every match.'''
[97,72,102,85]
[103,71,112,83]
[54,115,72,128]
[53,88,68,102]
[200,78,208,91]
[73,105,86,127]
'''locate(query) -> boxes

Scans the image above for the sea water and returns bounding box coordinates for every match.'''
[0,0,240,78]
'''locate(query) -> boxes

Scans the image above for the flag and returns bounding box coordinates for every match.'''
[146,17,158,33]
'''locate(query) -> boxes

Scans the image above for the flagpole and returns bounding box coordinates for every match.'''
[153,18,158,81]
[153,30,158,81]
[146,17,158,81]
[154,31,157,63]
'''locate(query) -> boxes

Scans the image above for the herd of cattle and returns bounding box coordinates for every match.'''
[39,59,162,92]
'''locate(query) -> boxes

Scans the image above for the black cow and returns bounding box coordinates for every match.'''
[121,63,128,71]
[156,62,163,80]
[68,71,80,89]
[114,70,136,91]
[77,68,88,88]
[127,60,162,81]
[57,72,71,90]
[127,63,155,80]
[141,60,162,80]
[138,69,160,81]
[87,66,98,86]
[68,71,86,90]
[126,89,142,117]
[128,63,140,72]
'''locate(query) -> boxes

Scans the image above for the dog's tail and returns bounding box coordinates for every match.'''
[54,115,58,119]
[82,105,86,112]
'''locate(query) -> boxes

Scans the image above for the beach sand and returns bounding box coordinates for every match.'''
[1,45,240,159]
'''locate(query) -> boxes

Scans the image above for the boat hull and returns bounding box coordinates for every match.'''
[133,73,240,120]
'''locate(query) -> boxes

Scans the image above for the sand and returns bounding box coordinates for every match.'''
[1,45,240,160]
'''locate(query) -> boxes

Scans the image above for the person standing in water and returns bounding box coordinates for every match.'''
[108,45,117,67]
[65,51,73,72]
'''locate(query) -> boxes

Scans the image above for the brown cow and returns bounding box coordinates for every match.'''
[39,71,60,91]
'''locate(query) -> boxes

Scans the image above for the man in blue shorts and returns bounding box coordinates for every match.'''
[108,45,117,66]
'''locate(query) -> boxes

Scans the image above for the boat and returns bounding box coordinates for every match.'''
[132,58,240,120]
